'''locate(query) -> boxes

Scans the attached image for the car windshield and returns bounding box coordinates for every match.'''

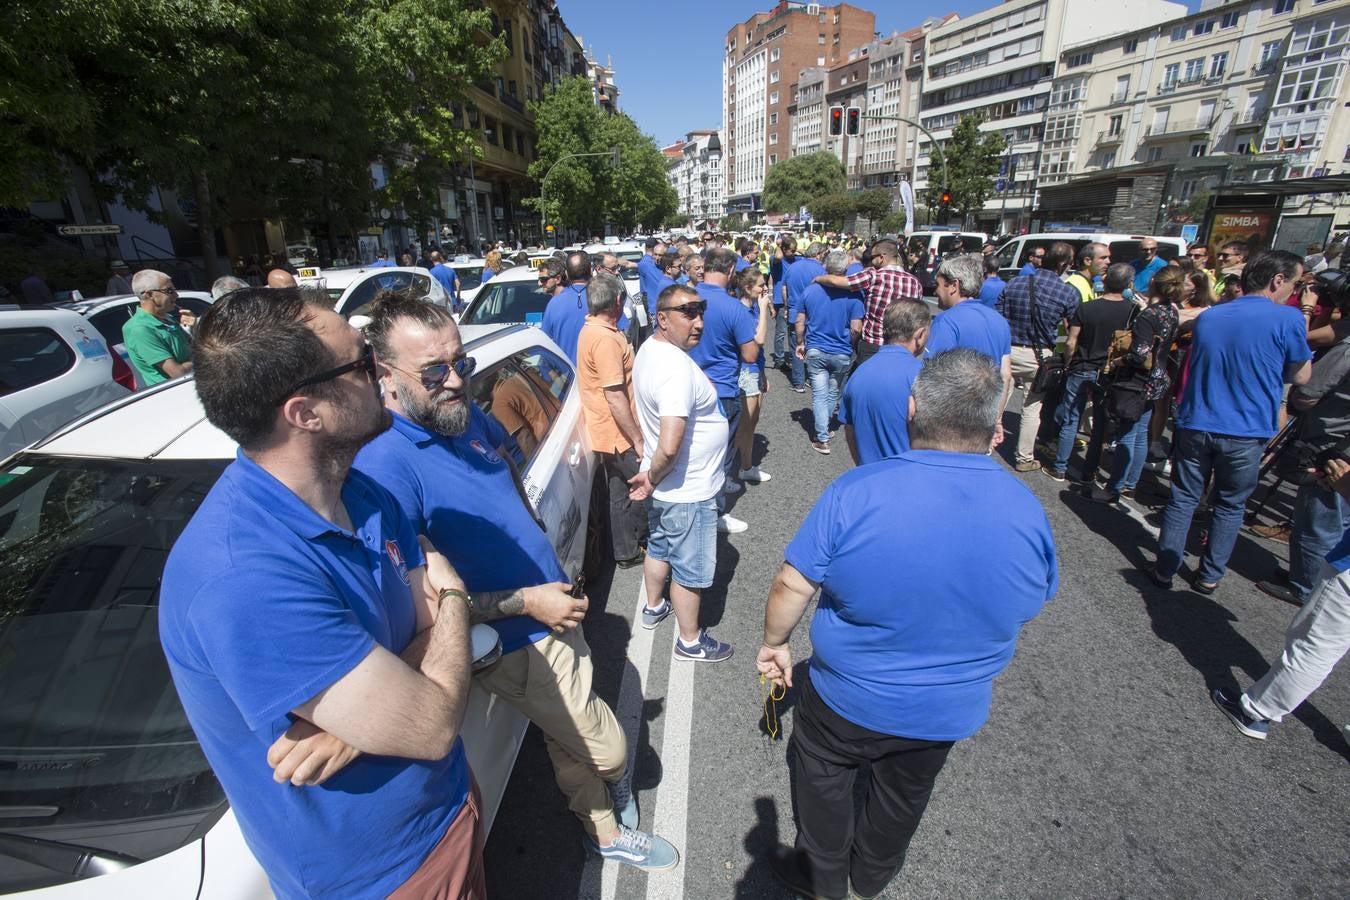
[455,266,485,291]
[0,455,228,891]
[461,281,552,326]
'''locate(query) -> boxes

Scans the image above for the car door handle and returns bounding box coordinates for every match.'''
[568,441,582,467]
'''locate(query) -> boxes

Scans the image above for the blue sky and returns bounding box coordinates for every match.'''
[557,0,1200,146]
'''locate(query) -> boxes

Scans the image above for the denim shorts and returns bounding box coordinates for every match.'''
[646,496,717,589]
[737,365,763,397]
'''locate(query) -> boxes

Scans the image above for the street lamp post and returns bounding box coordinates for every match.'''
[539,148,620,247]
[860,113,949,225]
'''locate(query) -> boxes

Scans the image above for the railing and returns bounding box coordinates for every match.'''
[1145,119,1212,136]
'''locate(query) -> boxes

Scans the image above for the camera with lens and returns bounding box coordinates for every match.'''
[1311,270,1350,315]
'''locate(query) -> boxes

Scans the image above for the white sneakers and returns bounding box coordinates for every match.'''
[738,467,772,483]
[717,514,748,534]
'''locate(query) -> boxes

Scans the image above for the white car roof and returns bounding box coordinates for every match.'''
[58,291,214,315]
[487,265,546,282]
[584,242,643,254]
[29,326,543,461]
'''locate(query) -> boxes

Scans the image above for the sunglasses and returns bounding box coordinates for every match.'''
[1142,247,1157,253]
[1216,252,1232,259]
[1189,252,1208,258]
[659,301,707,318]
[538,274,559,283]
[388,355,477,390]
[278,342,377,404]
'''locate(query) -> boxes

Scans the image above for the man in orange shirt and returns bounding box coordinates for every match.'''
[577,272,647,568]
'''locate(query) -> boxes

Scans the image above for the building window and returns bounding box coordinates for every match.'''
[1183,58,1204,82]
[1066,51,1093,68]
[769,133,778,145]
[1171,25,1187,42]
[1179,178,1197,201]
[1274,0,1295,14]
[770,70,779,83]
[819,34,826,44]
[1108,114,1122,135]
[1147,146,1163,161]
[770,91,779,104]
[509,80,518,97]
[484,116,498,145]
[770,47,780,62]
[769,154,777,165]
[769,112,778,125]
[818,56,825,65]
[1123,37,1139,54]
[1210,52,1228,79]
[1194,20,1214,35]
[1259,40,1283,71]
[1113,74,1130,101]
[517,134,526,156]
[1221,11,1240,28]
[1162,62,1180,89]
[1190,142,1207,157]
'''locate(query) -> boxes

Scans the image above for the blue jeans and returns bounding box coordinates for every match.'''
[806,349,851,442]
[1157,428,1265,584]
[772,305,790,363]
[1052,371,1098,473]
[716,392,743,513]
[1107,408,1153,492]
[1289,481,1350,601]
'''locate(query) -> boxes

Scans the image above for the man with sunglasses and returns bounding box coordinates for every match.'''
[541,252,592,363]
[1131,238,1167,294]
[161,288,487,898]
[630,283,735,662]
[355,294,679,872]
[123,269,194,387]
[1217,240,1249,279]
[1188,243,1216,287]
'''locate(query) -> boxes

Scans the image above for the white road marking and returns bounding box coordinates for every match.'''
[580,581,658,900]
[646,627,693,900]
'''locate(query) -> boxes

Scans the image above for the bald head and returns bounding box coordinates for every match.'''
[267,269,298,289]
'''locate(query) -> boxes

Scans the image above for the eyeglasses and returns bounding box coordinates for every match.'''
[1216,252,1232,259]
[1141,246,1157,254]
[277,343,377,404]
[538,274,559,284]
[1188,252,1209,258]
[387,355,477,390]
[142,286,178,297]
[659,301,707,318]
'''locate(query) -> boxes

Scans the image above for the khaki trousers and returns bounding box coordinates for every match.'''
[1009,345,1046,465]
[475,627,626,840]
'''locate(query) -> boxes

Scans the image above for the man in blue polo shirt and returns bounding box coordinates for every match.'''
[354,295,678,871]
[160,288,485,899]
[637,236,667,313]
[770,236,797,368]
[926,254,1013,410]
[647,251,681,317]
[796,250,864,454]
[427,250,462,311]
[839,297,930,465]
[784,241,828,391]
[1153,250,1313,592]
[691,247,759,533]
[757,348,1056,900]
[541,251,592,363]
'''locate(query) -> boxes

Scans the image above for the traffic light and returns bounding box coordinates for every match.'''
[828,106,843,136]
[845,106,861,136]
[939,189,953,218]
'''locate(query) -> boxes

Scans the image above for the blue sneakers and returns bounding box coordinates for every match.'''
[1211,688,1269,740]
[641,598,672,630]
[674,629,733,663]
[609,777,637,830]
[586,825,679,871]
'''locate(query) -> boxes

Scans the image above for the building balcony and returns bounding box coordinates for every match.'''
[1096,131,1123,146]
[1145,120,1214,138]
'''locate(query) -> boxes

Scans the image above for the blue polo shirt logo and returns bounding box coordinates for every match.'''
[385,538,410,583]
[469,438,502,464]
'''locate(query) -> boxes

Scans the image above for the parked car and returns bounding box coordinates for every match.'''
[992,233,1187,282]
[0,324,595,897]
[52,293,214,391]
[458,264,552,330]
[0,307,133,460]
[303,266,453,320]
[904,230,989,292]
[451,258,515,310]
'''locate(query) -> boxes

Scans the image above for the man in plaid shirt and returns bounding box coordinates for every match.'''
[813,240,922,369]
[995,241,1081,471]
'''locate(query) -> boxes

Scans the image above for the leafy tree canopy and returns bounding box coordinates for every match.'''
[806,193,856,231]
[922,115,1006,226]
[762,152,845,215]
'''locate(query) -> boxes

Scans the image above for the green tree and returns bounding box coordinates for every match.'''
[853,189,894,228]
[601,113,678,232]
[807,193,856,231]
[762,152,846,215]
[922,114,1006,226]
[877,211,906,235]
[719,213,748,231]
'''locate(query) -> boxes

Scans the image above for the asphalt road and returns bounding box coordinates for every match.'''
[485,354,1350,899]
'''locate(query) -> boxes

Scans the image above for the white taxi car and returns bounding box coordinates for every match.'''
[53,292,214,391]
[302,266,454,319]
[0,324,595,897]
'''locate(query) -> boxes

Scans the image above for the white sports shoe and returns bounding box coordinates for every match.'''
[738,467,772,483]
[717,514,748,534]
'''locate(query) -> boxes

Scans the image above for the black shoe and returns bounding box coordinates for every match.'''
[1191,576,1219,596]
[614,549,646,569]
[1142,563,1173,589]
[1255,580,1300,606]
[769,847,844,900]
[1084,485,1121,505]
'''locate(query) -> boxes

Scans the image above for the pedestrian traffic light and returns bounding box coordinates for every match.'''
[846,106,861,136]
[828,106,843,136]
[939,189,952,213]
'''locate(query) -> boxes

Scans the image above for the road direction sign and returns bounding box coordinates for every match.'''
[57,224,123,236]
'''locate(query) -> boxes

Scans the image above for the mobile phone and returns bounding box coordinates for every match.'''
[569,576,586,599]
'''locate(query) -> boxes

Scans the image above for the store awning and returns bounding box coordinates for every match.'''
[1216,174,1350,197]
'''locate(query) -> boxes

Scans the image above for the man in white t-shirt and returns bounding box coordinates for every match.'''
[628,283,734,663]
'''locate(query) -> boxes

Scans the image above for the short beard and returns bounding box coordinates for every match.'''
[398,372,472,437]
[317,403,391,481]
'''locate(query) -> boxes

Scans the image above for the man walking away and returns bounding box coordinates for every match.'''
[578,273,648,569]
[542,251,591,363]
[771,236,798,368]
[691,249,759,533]
[1152,250,1312,592]
[839,298,930,465]
[813,239,923,372]
[784,242,829,391]
[428,251,462,312]
[997,242,1081,471]
[629,284,735,662]
[977,255,1005,307]
[210,275,248,301]
[758,348,1056,900]
[797,250,864,454]
[162,288,486,898]
[355,296,677,871]
[123,269,194,387]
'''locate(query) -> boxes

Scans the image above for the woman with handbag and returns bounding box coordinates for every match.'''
[1084,267,1183,503]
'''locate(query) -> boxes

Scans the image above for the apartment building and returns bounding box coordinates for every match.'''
[916,0,1185,234]
[1036,0,1349,233]
[584,49,621,115]
[859,18,955,192]
[724,2,876,216]
[667,130,727,224]
[789,67,829,156]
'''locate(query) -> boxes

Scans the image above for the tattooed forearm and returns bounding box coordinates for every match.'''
[466,588,527,624]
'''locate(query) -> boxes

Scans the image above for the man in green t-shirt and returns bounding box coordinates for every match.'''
[123,269,194,387]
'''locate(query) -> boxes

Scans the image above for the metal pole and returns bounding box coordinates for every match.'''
[861,113,948,203]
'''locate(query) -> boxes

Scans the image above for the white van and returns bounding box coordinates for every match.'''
[904,230,989,291]
[992,233,1187,282]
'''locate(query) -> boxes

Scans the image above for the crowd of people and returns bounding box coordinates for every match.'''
[132,217,1350,900]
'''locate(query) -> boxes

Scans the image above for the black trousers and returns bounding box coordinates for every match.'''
[716,392,744,514]
[597,449,646,561]
[790,669,954,899]
[852,339,880,373]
